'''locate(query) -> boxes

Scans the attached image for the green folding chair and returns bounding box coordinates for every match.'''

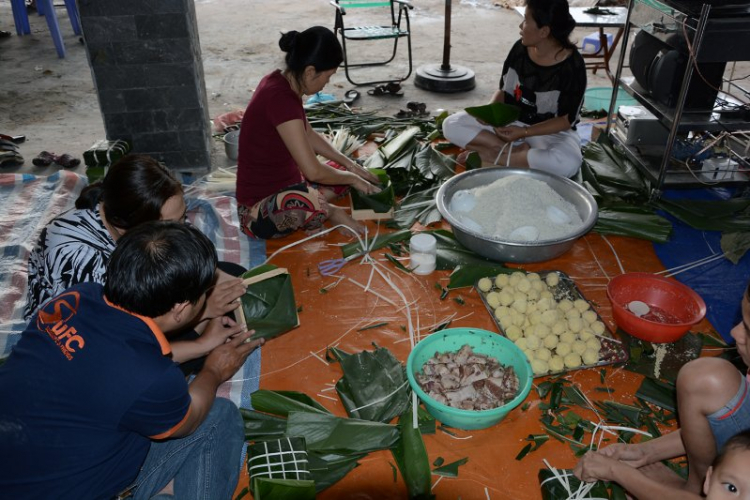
[331,0,414,86]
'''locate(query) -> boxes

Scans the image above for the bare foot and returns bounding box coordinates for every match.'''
[639,462,685,489]
[328,206,365,236]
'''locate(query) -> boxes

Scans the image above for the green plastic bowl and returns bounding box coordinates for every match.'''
[407,328,533,430]
[584,87,637,112]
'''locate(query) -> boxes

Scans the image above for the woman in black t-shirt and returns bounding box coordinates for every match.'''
[442,0,586,178]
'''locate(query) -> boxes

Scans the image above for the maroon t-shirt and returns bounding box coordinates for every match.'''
[236,69,306,207]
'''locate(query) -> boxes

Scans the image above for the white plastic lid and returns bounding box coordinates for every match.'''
[410,233,437,254]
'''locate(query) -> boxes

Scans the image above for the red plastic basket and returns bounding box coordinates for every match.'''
[606,273,707,343]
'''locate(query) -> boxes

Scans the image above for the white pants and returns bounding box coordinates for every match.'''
[442,111,582,178]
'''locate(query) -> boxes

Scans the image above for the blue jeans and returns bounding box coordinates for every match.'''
[131,398,245,500]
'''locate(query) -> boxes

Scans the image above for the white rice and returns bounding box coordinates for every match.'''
[450,175,584,242]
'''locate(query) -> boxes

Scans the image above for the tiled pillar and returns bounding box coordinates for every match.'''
[78,0,211,173]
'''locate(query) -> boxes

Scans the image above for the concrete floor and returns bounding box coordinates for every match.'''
[1,0,619,177]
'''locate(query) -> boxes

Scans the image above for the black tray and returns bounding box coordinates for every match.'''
[476,270,628,377]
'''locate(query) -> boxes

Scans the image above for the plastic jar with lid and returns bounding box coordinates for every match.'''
[409,233,437,275]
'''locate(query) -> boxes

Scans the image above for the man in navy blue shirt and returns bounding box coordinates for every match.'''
[0,221,264,499]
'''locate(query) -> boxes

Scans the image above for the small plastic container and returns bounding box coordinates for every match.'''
[409,233,437,275]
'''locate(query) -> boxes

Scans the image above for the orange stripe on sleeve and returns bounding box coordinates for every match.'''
[149,405,192,440]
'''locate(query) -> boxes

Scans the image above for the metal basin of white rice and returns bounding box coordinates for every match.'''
[436,168,598,263]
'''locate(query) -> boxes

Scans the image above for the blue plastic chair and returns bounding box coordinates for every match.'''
[10,0,81,58]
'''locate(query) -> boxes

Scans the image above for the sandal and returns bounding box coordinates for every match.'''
[32,151,57,167]
[56,154,81,169]
[343,89,360,105]
[367,81,403,97]
[394,109,414,118]
[406,101,430,117]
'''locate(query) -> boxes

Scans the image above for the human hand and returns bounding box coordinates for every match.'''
[353,177,381,195]
[574,451,628,483]
[202,329,264,382]
[494,125,527,142]
[201,277,246,320]
[347,161,380,184]
[196,315,246,354]
[598,443,650,468]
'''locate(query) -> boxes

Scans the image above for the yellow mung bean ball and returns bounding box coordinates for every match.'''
[534,324,551,339]
[478,277,493,293]
[486,292,501,309]
[560,331,577,345]
[541,310,559,326]
[505,325,522,341]
[512,311,526,327]
[558,299,574,312]
[509,272,524,287]
[512,298,528,314]
[574,299,590,312]
[582,348,600,366]
[564,353,583,369]
[551,321,566,336]
[579,328,595,341]
[531,358,549,376]
[549,355,565,373]
[529,311,542,326]
[591,320,606,335]
[494,305,511,319]
[498,290,514,307]
[495,273,510,288]
[535,347,552,361]
[545,273,560,287]
[532,279,545,292]
[536,297,553,313]
[499,315,514,330]
[572,340,588,355]
[567,317,583,334]
[527,272,541,282]
[586,337,602,352]
[543,334,559,349]
[565,308,581,320]
[517,278,532,293]
[540,290,554,300]
[525,334,541,350]
[526,288,540,302]
[582,310,598,326]
[514,337,528,350]
[556,342,572,357]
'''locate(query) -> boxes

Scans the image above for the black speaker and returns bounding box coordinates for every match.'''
[629,30,726,111]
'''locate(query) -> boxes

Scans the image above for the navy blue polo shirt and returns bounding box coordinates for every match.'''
[0,283,191,499]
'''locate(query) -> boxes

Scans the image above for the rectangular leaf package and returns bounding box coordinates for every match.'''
[350,168,396,221]
[83,139,131,182]
[237,264,299,341]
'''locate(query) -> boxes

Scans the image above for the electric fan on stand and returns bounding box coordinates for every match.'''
[414,0,476,93]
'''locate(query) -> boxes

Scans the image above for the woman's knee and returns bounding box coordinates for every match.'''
[677,357,740,408]
[442,112,480,148]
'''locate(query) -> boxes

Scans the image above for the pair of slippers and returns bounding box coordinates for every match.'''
[32,151,81,168]
[394,101,430,119]
[367,81,403,97]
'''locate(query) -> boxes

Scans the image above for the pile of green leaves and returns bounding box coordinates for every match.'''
[239,345,439,499]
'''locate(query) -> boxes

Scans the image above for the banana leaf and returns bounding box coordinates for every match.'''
[241,408,288,441]
[465,102,521,127]
[251,390,331,417]
[252,478,316,500]
[239,264,299,340]
[392,188,443,229]
[307,452,363,492]
[329,346,410,423]
[350,168,396,214]
[391,408,434,499]
[721,232,750,264]
[581,136,649,199]
[654,198,750,232]
[432,457,469,477]
[285,411,399,455]
[594,204,673,243]
[413,143,455,181]
[635,378,677,413]
[430,229,504,270]
[447,263,514,289]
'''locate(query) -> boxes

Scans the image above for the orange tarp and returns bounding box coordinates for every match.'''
[236,222,714,499]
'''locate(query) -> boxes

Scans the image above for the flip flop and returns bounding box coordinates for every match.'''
[343,89,360,105]
[406,101,430,117]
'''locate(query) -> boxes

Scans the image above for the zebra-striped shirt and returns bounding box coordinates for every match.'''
[24,208,115,321]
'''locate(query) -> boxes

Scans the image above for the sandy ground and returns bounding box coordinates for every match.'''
[1,0,614,176]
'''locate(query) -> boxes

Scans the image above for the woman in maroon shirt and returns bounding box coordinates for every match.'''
[236,26,379,240]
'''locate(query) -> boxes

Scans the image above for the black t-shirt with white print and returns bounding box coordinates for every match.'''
[499,40,587,128]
